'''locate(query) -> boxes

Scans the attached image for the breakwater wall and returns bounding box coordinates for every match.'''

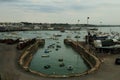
[64,39,101,74]
[18,39,45,70]
[18,39,100,78]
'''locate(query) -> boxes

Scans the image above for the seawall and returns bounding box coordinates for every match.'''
[18,39,45,70]
[64,39,101,74]
[18,39,100,78]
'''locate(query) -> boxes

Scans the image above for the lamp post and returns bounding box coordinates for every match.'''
[78,19,80,25]
[87,17,90,42]
[87,17,90,51]
[76,19,80,65]
[78,19,81,30]
[87,17,89,26]
[77,19,80,40]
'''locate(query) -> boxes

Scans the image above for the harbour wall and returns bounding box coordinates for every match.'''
[64,39,101,74]
[18,39,100,78]
[18,39,45,70]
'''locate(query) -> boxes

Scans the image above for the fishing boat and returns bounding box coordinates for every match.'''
[60,29,65,32]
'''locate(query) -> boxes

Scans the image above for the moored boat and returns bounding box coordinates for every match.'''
[41,55,49,57]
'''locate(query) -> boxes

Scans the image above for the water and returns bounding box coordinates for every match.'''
[29,31,89,75]
[98,27,120,33]
[0,30,89,75]
[0,27,119,75]
[0,27,119,39]
[0,30,87,41]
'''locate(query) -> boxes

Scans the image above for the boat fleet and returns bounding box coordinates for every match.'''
[41,41,74,71]
[43,58,73,71]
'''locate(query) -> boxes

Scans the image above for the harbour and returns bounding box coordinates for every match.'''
[0,0,120,79]
[0,27,120,79]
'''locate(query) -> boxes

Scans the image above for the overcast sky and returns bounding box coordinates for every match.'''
[0,0,120,24]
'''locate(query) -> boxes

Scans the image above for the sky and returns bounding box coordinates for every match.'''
[0,0,120,25]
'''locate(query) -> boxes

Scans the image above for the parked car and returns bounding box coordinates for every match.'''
[115,58,120,65]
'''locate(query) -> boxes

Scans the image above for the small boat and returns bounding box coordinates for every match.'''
[67,65,73,71]
[58,58,63,62]
[44,65,51,69]
[11,32,17,35]
[74,35,80,38]
[53,37,59,40]
[44,49,49,53]
[56,42,60,43]
[59,63,65,67]
[94,35,108,40]
[41,55,49,57]
[88,28,98,31]
[48,45,55,48]
[56,48,59,51]
[53,33,62,37]
[56,45,61,48]
[66,35,71,39]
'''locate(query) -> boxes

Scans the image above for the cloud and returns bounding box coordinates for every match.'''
[0,0,16,1]
[0,0,20,3]
[1,0,119,13]
[0,0,120,13]
[0,0,120,24]
[21,4,64,13]
[11,0,98,13]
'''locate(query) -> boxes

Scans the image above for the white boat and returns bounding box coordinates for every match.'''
[67,65,73,70]
[41,55,49,57]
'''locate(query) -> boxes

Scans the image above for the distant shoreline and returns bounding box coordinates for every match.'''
[0,26,120,32]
